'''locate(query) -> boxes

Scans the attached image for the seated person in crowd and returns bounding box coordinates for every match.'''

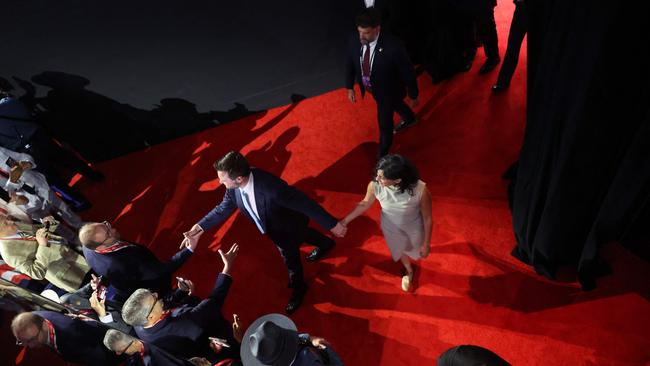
[11,310,122,366]
[0,146,82,234]
[103,329,196,366]
[0,214,91,293]
[121,244,240,362]
[78,221,197,302]
[240,313,344,366]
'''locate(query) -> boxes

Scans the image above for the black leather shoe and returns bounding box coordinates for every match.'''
[393,118,418,134]
[286,283,308,314]
[479,58,501,75]
[491,83,509,92]
[305,243,335,262]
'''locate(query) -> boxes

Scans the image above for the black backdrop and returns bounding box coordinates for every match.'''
[3,0,358,161]
[510,0,650,289]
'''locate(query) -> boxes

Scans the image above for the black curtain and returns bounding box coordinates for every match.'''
[510,0,650,290]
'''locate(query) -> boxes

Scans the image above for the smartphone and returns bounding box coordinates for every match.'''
[176,277,190,291]
[5,157,17,168]
[209,337,230,348]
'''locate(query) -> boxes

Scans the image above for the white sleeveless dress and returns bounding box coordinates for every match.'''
[373,180,425,261]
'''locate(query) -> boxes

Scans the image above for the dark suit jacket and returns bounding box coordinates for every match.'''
[345,31,418,105]
[34,310,122,366]
[134,273,237,360]
[197,168,337,245]
[82,243,192,302]
[125,342,195,366]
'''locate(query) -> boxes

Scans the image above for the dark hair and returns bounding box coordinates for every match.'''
[356,8,381,28]
[375,154,419,195]
[214,151,250,179]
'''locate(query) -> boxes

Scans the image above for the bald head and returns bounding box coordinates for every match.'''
[79,221,119,248]
[12,312,46,348]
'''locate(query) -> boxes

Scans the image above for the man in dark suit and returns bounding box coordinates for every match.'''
[11,310,122,366]
[103,329,196,366]
[78,220,196,303]
[121,244,240,363]
[345,8,419,158]
[184,151,346,313]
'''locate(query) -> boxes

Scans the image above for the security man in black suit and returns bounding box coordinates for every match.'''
[11,310,122,366]
[345,8,419,158]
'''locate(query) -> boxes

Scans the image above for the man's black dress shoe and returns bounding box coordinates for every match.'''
[479,58,501,74]
[286,283,308,314]
[491,83,509,92]
[305,243,335,262]
[393,118,418,134]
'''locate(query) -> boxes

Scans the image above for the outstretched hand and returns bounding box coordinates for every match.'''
[232,314,243,343]
[219,243,239,274]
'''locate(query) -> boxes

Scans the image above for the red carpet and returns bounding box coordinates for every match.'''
[9,2,650,365]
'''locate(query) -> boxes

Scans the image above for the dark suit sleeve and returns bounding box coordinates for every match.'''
[273,179,338,230]
[187,273,232,324]
[197,189,238,231]
[161,248,193,275]
[394,39,419,100]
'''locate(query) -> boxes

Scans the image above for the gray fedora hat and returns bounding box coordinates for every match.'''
[241,313,300,366]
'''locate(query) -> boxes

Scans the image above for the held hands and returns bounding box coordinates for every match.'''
[180,224,203,249]
[330,222,347,238]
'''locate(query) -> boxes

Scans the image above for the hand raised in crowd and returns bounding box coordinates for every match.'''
[330,222,347,238]
[310,336,331,350]
[232,314,243,343]
[35,228,50,246]
[176,277,195,295]
[218,243,239,275]
[89,290,107,317]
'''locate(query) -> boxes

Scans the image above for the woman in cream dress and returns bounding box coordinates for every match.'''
[341,155,432,291]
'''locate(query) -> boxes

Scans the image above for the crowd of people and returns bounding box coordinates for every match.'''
[0,3,522,365]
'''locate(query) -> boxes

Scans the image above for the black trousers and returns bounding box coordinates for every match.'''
[375,97,416,157]
[496,3,528,85]
[475,7,500,60]
[273,227,334,287]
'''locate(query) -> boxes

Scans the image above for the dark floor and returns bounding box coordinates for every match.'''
[3,0,358,161]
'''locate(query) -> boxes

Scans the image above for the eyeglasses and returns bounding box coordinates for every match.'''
[118,340,134,355]
[145,293,160,320]
[99,221,112,245]
[16,326,42,346]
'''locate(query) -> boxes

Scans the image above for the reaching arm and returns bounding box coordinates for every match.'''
[273,180,338,230]
[340,181,377,226]
[419,187,433,258]
[196,189,238,232]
